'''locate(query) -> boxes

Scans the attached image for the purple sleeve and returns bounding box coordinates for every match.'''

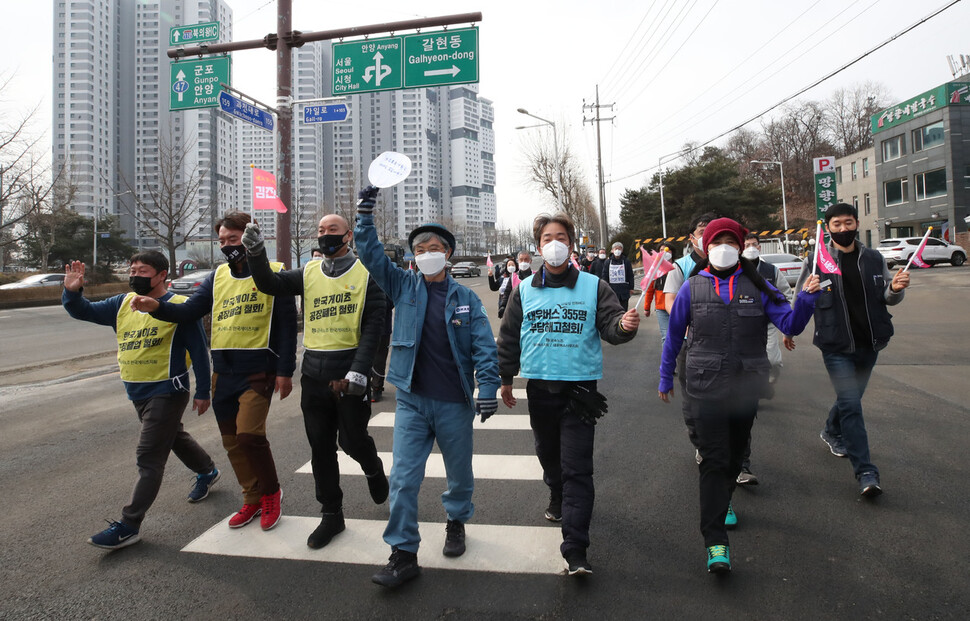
[659,281,691,393]
[762,289,819,336]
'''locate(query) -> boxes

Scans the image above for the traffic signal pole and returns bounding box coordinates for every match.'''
[168,8,482,267]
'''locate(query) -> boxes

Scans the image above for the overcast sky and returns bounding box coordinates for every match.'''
[3,0,969,231]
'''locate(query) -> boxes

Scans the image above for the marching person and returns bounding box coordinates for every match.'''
[354,186,500,589]
[130,212,296,532]
[580,247,597,273]
[658,217,821,574]
[240,214,389,549]
[644,242,674,345]
[792,203,909,497]
[62,252,218,550]
[488,256,519,318]
[598,241,635,310]
[497,212,640,576]
[497,251,534,319]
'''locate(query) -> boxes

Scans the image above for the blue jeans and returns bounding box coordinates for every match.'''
[655,309,670,345]
[383,389,475,553]
[821,348,879,478]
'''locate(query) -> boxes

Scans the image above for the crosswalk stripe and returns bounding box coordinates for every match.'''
[182,516,566,575]
[369,411,533,430]
[297,452,543,480]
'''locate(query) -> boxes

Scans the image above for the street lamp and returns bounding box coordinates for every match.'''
[657,149,689,240]
[750,160,789,247]
[516,107,565,213]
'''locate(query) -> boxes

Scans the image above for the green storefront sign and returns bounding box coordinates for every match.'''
[170,56,230,111]
[871,82,970,134]
[813,156,837,226]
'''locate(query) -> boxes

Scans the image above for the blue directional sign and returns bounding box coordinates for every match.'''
[303,103,349,124]
[218,92,274,131]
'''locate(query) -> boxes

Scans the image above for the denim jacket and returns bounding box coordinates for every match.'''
[355,213,500,403]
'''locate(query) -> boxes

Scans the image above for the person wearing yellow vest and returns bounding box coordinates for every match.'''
[62,251,218,551]
[241,214,389,550]
[131,212,297,532]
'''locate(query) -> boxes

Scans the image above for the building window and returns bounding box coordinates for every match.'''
[863,157,869,178]
[885,177,908,206]
[864,193,871,215]
[851,162,857,181]
[912,121,944,152]
[914,168,947,200]
[836,166,842,184]
[964,165,970,189]
[881,135,904,162]
[852,196,859,211]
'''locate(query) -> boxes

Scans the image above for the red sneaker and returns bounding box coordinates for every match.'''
[260,488,282,531]
[228,503,261,528]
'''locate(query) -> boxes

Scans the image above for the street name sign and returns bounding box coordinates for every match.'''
[170,56,230,111]
[303,104,349,124]
[402,28,478,88]
[332,36,403,94]
[219,92,274,131]
[170,22,220,47]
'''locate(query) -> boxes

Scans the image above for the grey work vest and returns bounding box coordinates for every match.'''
[685,273,771,401]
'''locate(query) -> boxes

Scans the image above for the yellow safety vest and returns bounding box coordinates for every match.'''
[303,258,369,351]
[210,262,281,351]
[116,292,188,383]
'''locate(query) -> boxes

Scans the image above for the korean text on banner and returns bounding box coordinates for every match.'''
[252,167,287,213]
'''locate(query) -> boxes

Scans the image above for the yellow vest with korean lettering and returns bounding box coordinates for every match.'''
[116,292,188,382]
[210,262,282,351]
[303,258,369,351]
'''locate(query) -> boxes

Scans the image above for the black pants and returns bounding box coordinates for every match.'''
[370,333,391,393]
[692,390,759,547]
[527,380,596,556]
[301,374,382,513]
[677,347,698,448]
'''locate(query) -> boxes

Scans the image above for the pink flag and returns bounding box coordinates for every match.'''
[252,166,288,213]
[407,260,413,271]
[910,247,930,269]
[570,256,581,270]
[816,243,842,275]
[485,253,493,268]
[638,247,675,289]
[904,227,933,271]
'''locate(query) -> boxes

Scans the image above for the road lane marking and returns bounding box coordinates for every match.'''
[183,516,566,575]
[297,452,543,480]
[369,411,533,430]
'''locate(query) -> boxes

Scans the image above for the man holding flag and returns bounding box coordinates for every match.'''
[793,203,909,497]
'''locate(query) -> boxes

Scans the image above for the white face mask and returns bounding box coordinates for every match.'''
[506,263,516,274]
[742,246,760,260]
[663,252,672,262]
[598,253,607,260]
[541,240,570,267]
[415,251,447,276]
[708,244,739,270]
[612,249,622,257]
[518,261,531,272]
[693,235,703,251]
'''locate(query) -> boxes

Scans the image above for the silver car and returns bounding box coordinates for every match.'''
[760,253,803,287]
[877,237,966,267]
[0,273,66,290]
[167,269,214,294]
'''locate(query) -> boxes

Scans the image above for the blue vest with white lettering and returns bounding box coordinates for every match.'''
[518,270,602,381]
[675,252,699,281]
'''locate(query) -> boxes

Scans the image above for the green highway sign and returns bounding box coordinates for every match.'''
[170,56,230,111]
[332,36,403,95]
[403,28,478,88]
[170,21,220,47]
[331,28,479,94]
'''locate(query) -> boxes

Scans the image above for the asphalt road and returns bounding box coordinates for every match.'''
[1,267,968,619]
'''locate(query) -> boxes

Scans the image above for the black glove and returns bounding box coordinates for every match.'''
[497,307,505,319]
[241,222,265,255]
[476,397,498,423]
[357,185,379,215]
[565,384,608,426]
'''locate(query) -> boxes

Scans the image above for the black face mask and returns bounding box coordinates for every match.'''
[829,230,858,247]
[318,233,348,257]
[221,244,246,265]
[129,275,155,296]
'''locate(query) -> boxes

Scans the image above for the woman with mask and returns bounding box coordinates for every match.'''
[644,243,674,344]
[497,212,640,577]
[657,217,821,574]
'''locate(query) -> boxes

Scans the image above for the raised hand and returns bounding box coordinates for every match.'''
[241,222,264,254]
[63,261,85,292]
[356,185,379,215]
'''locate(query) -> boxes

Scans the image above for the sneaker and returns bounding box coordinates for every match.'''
[859,471,883,497]
[819,429,848,458]
[187,468,220,503]
[372,548,421,588]
[564,549,592,576]
[544,492,562,522]
[443,519,466,557]
[370,389,383,403]
[724,504,738,529]
[88,520,141,550]
[707,545,731,573]
[736,469,759,486]
[307,510,345,549]
[228,503,261,528]
[695,449,703,465]
[260,488,283,531]
[365,461,389,504]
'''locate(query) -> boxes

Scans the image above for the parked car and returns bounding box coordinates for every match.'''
[0,273,66,290]
[877,237,966,267]
[760,253,803,288]
[167,269,214,295]
[450,262,481,278]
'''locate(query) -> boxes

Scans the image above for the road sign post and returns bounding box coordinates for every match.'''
[170,22,220,47]
[402,27,478,88]
[170,56,231,111]
[303,104,349,124]
[219,91,275,131]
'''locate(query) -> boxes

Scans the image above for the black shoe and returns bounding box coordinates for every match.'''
[544,493,562,522]
[736,468,759,486]
[366,460,389,504]
[443,519,466,557]
[372,548,420,588]
[307,510,345,549]
[859,471,883,497]
[564,549,592,576]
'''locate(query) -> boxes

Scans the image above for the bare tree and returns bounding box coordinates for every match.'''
[291,184,323,267]
[825,82,892,156]
[115,132,210,270]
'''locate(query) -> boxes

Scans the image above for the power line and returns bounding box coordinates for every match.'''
[601,0,680,96]
[608,0,964,185]
[598,1,660,88]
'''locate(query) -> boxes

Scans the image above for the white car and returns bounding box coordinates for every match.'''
[877,237,966,267]
[0,273,66,290]
[760,253,803,287]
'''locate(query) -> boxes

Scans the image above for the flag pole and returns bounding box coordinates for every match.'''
[813,220,823,277]
[903,226,932,272]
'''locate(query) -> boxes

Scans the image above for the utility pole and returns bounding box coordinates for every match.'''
[168,9,482,267]
[583,85,614,248]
